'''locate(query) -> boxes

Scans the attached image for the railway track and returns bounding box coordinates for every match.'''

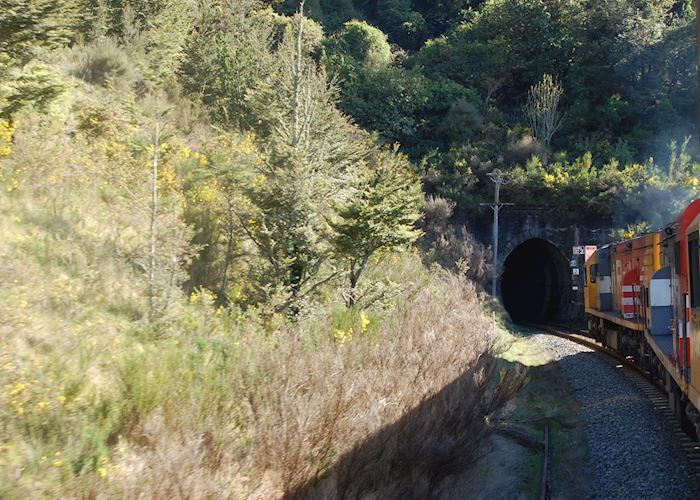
[530,322,700,493]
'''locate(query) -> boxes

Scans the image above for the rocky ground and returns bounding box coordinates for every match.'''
[534,333,699,500]
[450,330,700,499]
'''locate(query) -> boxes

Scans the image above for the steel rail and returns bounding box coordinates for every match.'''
[539,424,549,500]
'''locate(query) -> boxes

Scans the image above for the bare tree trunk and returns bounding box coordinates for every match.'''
[221,197,236,302]
[484,77,504,108]
[347,254,371,308]
[291,0,306,148]
[148,96,160,322]
[287,0,306,313]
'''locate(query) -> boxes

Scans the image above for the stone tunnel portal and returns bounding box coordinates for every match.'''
[500,238,571,322]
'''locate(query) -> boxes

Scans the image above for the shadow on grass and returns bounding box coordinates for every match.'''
[285,354,529,500]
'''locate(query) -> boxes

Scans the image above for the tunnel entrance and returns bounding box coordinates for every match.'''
[501,238,570,322]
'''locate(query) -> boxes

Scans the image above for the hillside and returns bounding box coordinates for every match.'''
[0,1,522,497]
[278,0,700,228]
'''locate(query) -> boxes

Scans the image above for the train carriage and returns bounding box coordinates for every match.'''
[584,200,700,437]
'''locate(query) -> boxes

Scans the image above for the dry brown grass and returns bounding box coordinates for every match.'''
[421,195,493,288]
[100,271,522,499]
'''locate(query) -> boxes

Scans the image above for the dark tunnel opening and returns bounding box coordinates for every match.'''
[500,239,570,322]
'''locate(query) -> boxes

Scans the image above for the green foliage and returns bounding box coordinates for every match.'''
[275,0,361,30]
[506,143,700,227]
[236,11,365,311]
[0,63,69,118]
[413,0,471,34]
[179,5,327,130]
[336,65,429,144]
[179,2,273,128]
[71,37,138,87]
[331,146,424,305]
[324,20,392,68]
[374,0,429,50]
[0,0,79,118]
[181,133,261,304]
[413,0,566,102]
[508,153,623,224]
[136,0,193,87]
[320,0,700,231]
[327,52,480,154]
[272,0,469,39]
[0,0,78,66]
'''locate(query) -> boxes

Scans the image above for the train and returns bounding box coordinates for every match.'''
[584,199,700,438]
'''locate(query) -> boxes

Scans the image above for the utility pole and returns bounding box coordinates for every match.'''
[481,169,514,297]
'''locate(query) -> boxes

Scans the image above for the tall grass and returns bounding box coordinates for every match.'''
[1,214,519,498]
[94,269,519,499]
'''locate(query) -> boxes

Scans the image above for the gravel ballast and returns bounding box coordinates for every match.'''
[532,333,699,500]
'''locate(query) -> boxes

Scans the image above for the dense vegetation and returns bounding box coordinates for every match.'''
[0,0,520,497]
[289,0,700,228]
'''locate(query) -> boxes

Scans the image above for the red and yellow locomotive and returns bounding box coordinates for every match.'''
[584,200,700,436]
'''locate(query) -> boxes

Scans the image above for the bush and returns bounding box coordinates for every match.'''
[71,38,138,89]
[102,264,521,498]
[421,195,493,288]
[325,20,392,68]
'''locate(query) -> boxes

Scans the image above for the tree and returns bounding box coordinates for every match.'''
[0,0,78,67]
[412,0,568,104]
[524,74,567,160]
[413,0,471,36]
[241,1,365,312]
[147,97,162,321]
[182,133,261,304]
[134,0,193,89]
[331,147,424,306]
[179,0,274,129]
[136,95,191,322]
[0,0,78,118]
[128,0,193,320]
[375,0,428,50]
[324,20,392,69]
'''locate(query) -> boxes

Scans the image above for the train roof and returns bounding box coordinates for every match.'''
[676,198,700,233]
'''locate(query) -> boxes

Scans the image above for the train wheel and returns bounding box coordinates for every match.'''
[685,403,700,441]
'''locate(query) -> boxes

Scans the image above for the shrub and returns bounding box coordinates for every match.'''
[71,38,138,88]
[421,195,493,288]
[102,265,521,498]
[325,20,392,68]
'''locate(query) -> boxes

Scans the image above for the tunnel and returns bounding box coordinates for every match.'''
[500,238,570,322]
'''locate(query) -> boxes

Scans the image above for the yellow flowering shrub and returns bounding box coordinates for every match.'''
[187,178,219,204]
[158,166,179,193]
[0,120,20,190]
[0,119,15,158]
[360,312,371,333]
[333,328,353,344]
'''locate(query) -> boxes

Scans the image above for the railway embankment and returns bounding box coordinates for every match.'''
[454,327,700,499]
[534,332,700,499]
[447,329,589,498]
